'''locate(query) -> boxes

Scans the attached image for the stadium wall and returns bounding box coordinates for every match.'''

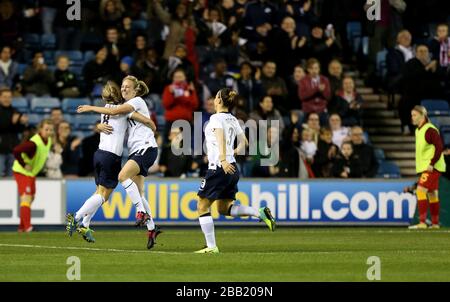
[3,178,449,226]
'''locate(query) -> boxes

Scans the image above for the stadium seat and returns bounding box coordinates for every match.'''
[54,50,84,66]
[421,99,450,116]
[62,98,91,113]
[84,50,96,63]
[376,161,401,178]
[41,33,56,49]
[63,114,73,124]
[70,66,83,76]
[443,132,450,148]
[374,148,385,164]
[132,20,148,31]
[30,97,60,113]
[433,116,450,128]
[17,63,28,76]
[363,131,371,145]
[92,98,104,107]
[11,97,29,113]
[43,50,55,65]
[74,114,100,130]
[24,34,40,50]
[27,113,48,127]
[376,49,388,78]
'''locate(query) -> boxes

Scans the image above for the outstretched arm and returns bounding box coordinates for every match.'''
[77,104,134,116]
[130,112,157,132]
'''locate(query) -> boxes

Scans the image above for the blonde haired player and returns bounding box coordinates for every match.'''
[195,88,276,254]
[408,105,446,229]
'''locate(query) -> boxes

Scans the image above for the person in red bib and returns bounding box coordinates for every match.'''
[12,119,53,232]
[408,106,446,229]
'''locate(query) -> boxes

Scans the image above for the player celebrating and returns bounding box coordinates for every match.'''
[77,76,161,249]
[195,88,276,254]
[408,105,446,229]
[12,119,53,232]
[67,81,156,243]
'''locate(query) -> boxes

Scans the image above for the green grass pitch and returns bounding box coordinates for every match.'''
[1,227,450,282]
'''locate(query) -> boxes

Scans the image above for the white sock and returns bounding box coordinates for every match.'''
[229,205,259,218]
[75,194,104,222]
[81,199,104,228]
[199,215,216,248]
[121,179,145,212]
[141,196,155,231]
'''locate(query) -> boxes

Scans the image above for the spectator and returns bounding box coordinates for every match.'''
[329,113,350,148]
[312,127,338,177]
[50,108,64,128]
[300,128,317,164]
[332,141,362,178]
[332,76,364,126]
[54,0,82,50]
[99,0,125,30]
[22,52,54,97]
[286,65,305,113]
[237,61,264,112]
[132,34,148,63]
[350,126,378,178]
[308,23,341,68]
[299,58,331,122]
[242,0,276,44]
[249,95,285,134]
[0,88,28,176]
[159,128,193,177]
[161,44,196,84]
[103,27,124,72]
[327,59,343,98]
[162,69,199,139]
[114,56,134,83]
[0,0,20,46]
[260,61,289,113]
[251,126,280,177]
[53,55,80,98]
[386,29,413,93]
[45,142,63,179]
[232,95,249,122]
[268,16,308,79]
[78,124,101,176]
[399,45,441,134]
[429,23,450,76]
[302,112,321,144]
[136,47,165,94]
[82,47,111,97]
[278,125,309,178]
[40,0,58,35]
[204,59,238,97]
[56,121,82,176]
[152,0,197,60]
[0,46,18,90]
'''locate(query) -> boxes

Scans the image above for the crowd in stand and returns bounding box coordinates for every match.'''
[1,0,450,179]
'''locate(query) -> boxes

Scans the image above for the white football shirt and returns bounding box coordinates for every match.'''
[205,112,243,167]
[98,104,127,156]
[126,97,157,154]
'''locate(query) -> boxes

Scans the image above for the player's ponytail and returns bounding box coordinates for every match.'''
[102,81,122,104]
[218,88,238,109]
[123,75,149,97]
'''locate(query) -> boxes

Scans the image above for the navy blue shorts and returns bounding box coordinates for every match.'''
[197,164,239,200]
[94,149,122,189]
[128,147,158,177]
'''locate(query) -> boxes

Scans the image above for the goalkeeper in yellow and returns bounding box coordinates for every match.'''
[408,106,446,229]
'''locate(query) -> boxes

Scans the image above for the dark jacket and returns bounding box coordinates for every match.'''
[237,78,264,111]
[0,105,25,154]
[312,139,338,177]
[352,143,379,178]
[332,153,363,178]
[53,69,79,96]
[386,47,406,91]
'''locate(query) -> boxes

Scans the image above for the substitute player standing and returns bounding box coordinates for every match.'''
[12,119,53,232]
[408,105,446,229]
[195,88,276,254]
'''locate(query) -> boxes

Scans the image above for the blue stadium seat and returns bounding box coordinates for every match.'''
[54,50,84,66]
[62,98,91,113]
[30,97,60,113]
[132,20,148,31]
[374,148,385,164]
[41,33,56,49]
[84,51,96,63]
[43,50,55,65]
[17,63,28,76]
[24,34,40,49]
[443,132,450,148]
[11,97,29,113]
[63,114,73,124]
[74,114,100,130]
[92,98,104,107]
[70,66,83,76]
[376,49,388,78]
[421,99,450,116]
[434,116,450,128]
[376,161,401,178]
[27,113,49,127]
[363,131,371,145]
